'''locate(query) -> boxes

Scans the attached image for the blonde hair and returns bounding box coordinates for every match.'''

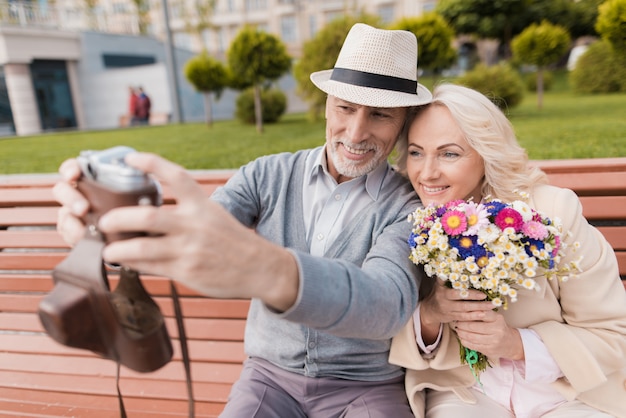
[394,83,547,202]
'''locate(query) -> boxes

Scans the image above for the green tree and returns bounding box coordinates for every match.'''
[436,0,598,60]
[227,26,291,133]
[458,63,525,110]
[436,0,528,58]
[567,0,604,38]
[511,21,570,109]
[596,0,626,53]
[390,13,457,78]
[570,40,626,93]
[184,52,228,126]
[293,14,380,121]
[524,0,601,39]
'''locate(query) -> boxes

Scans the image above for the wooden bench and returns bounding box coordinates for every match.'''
[0,170,241,417]
[1,158,625,417]
[119,112,171,127]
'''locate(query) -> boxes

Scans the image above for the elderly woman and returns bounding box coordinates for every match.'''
[390,83,626,418]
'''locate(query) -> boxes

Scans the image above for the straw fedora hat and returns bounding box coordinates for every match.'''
[310,23,432,108]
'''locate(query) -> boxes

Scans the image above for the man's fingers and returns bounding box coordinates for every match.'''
[99,205,169,236]
[125,152,206,208]
[102,234,178,268]
[56,206,87,246]
[52,181,90,217]
[58,158,82,182]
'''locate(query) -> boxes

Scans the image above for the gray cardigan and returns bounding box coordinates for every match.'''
[211,147,422,381]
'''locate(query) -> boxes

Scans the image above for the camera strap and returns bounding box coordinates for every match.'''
[39,227,195,417]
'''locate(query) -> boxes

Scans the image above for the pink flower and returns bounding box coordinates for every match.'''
[441,210,467,235]
[495,208,524,232]
[445,200,465,209]
[462,203,490,236]
[552,235,561,256]
[522,220,548,240]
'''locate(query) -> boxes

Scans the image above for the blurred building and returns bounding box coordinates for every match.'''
[0,0,438,136]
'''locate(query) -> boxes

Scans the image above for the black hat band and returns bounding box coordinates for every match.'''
[330,67,418,95]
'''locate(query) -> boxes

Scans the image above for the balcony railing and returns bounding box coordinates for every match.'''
[0,1,141,35]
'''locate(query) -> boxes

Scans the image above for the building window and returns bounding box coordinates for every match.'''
[325,11,342,24]
[378,4,394,25]
[423,1,437,12]
[246,0,267,11]
[218,27,226,52]
[308,14,317,38]
[0,66,15,136]
[202,28,211,49]
[174,32,193,51]
[111,2,129,13]
[102,54,156,68]
[281,14,297,43]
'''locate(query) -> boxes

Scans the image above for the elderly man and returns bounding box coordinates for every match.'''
[53,23,432,417]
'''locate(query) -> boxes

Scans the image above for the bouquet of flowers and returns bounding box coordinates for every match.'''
[407,194,581,383]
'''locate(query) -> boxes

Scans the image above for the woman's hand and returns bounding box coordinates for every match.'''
[455,310,525,361]
[419,280,492,344]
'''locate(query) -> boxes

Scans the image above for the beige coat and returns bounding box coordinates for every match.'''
[390,184,626,417]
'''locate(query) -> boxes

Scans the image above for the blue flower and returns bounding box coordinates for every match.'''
[449,235,485,259]
[524,238,544,258]
[483,201,507,217]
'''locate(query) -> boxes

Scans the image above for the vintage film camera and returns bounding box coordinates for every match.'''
[38,146,173,373]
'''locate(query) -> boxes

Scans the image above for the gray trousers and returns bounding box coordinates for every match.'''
[220,357,413,418]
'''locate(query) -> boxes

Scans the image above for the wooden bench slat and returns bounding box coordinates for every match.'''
[0,333,245,364]
[533,157,626,174]
[0,230,67,249]
[598,226,626,251]
[0,387,226,417]
[546,172,626,196]
[0,274,212,297]
[0,183,225,208]
[616,252,626,279]
[0,252,67,270]
[578,196,626,221]
[0,207,58,227]
[0,293,249,320]
[0,370,233,403]
[0,352,244,384]
[0,311,247,341]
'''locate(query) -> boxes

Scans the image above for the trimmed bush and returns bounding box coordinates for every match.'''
[570,40,626,93]
[235,88,287,124]
[458,63,525,110]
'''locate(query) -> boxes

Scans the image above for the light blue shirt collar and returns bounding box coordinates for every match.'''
[305,145,388,201]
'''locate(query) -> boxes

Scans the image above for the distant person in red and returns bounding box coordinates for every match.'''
[136,87,151,125]
[128,86,139,126]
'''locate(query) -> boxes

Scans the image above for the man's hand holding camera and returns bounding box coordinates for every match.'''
[54,150,299,311]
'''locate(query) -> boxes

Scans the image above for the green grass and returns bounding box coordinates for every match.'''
[0,113,327,175]
[509,92,626,159]
[0,75,624,175]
